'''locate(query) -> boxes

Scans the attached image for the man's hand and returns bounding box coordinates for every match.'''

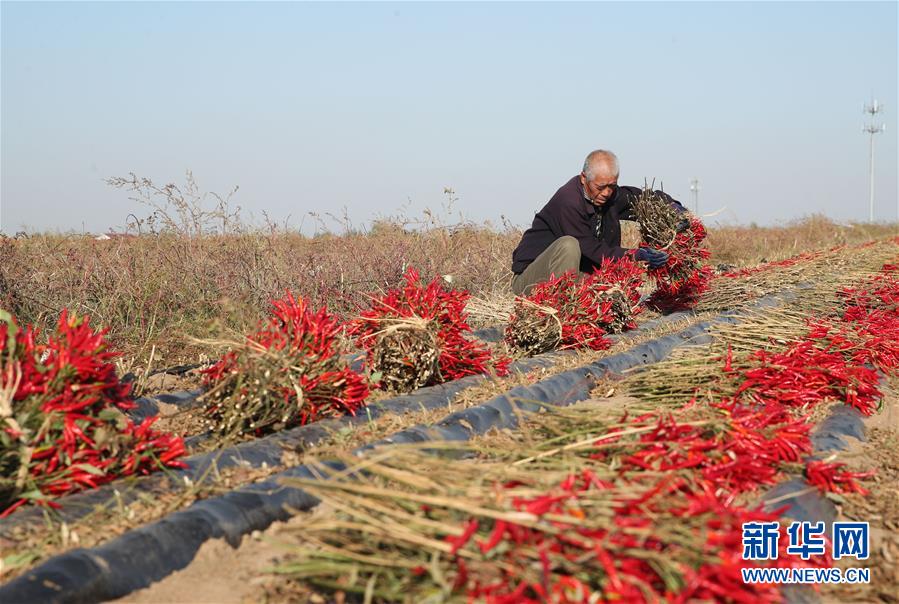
[635,247,669,269]
[675,217,691,234]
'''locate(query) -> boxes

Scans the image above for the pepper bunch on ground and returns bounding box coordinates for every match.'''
[505,257,645,355]
[200,292,370,440]
[350,267,510,392]
[0,309,185,516]
[631,188,713,312]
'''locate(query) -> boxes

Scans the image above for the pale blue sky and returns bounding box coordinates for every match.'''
[2,1,897,234]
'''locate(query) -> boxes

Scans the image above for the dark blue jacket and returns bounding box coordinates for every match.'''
[511,176,684,274]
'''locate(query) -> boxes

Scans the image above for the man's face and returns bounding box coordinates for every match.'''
[579,163,619,206]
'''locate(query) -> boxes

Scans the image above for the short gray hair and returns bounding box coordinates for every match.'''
[582,149,619,180]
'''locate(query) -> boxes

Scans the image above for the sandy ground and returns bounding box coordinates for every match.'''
[820,384,899,604]
[115,513,307,604]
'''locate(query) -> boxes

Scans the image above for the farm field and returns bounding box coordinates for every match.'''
[4,0,897,601]
[2,216,896,372]
[2,217,899,603]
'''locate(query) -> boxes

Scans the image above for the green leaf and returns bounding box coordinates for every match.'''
[2,551,41,571]
[0,309,19,352]
[18,489,50,501]
[71,463,107,476]
[98,408,125,423]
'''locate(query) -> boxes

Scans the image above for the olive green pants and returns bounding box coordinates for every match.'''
[511,236,581,296]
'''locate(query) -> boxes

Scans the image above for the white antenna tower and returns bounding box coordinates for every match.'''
[689,178,700,213]
[863,98,886,222]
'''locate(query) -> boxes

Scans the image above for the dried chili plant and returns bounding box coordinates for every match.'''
[201,292,369,441]
[272,427,824,603]
[505,257,644,354]
[632,186,712,312]
[503,298,562,356]
[364,316,441,392]
[1,309,185,516]
[351,268,509,392]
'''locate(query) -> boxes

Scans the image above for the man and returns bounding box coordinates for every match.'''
[511,149,686,295]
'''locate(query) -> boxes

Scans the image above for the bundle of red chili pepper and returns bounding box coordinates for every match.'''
[287,413,830,603]
[1,309,185,516]
[350,267,509,390]
[732,341,882,416]
[834,269,899,370]
[505,257,645,354]
[644,216,714,313]
[628,187,712,312]
[201,291,370,439]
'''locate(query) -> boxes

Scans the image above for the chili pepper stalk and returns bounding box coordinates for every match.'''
[274,442,822,603]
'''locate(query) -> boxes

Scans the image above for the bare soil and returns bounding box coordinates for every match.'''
[139,369,206,397]
[115,513,309,604]
[821,385,899,604]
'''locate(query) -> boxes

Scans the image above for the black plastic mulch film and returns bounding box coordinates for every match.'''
[0,292,865,603]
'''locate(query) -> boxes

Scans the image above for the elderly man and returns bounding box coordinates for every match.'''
[511,149,686,295]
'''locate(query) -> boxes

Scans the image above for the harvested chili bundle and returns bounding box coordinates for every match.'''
[808,313,899,374]
[837,270,899,313]
[644,216,713,313]
[457,479,790,603]
[632,186,712,312]
[588,401,814,495]
[201,292,369,440]
[0,309,185,516]
[631,185,682,248]
[502,298,562,357]
[838,274,899,371]
[596,252,646,310]
[505,257,644,354]
[364,317,440,392]
[350,267,509,392]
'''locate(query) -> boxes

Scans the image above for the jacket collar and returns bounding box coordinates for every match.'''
[576,178,597,215]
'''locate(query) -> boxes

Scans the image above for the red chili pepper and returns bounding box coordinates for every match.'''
[445,519,479,555]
